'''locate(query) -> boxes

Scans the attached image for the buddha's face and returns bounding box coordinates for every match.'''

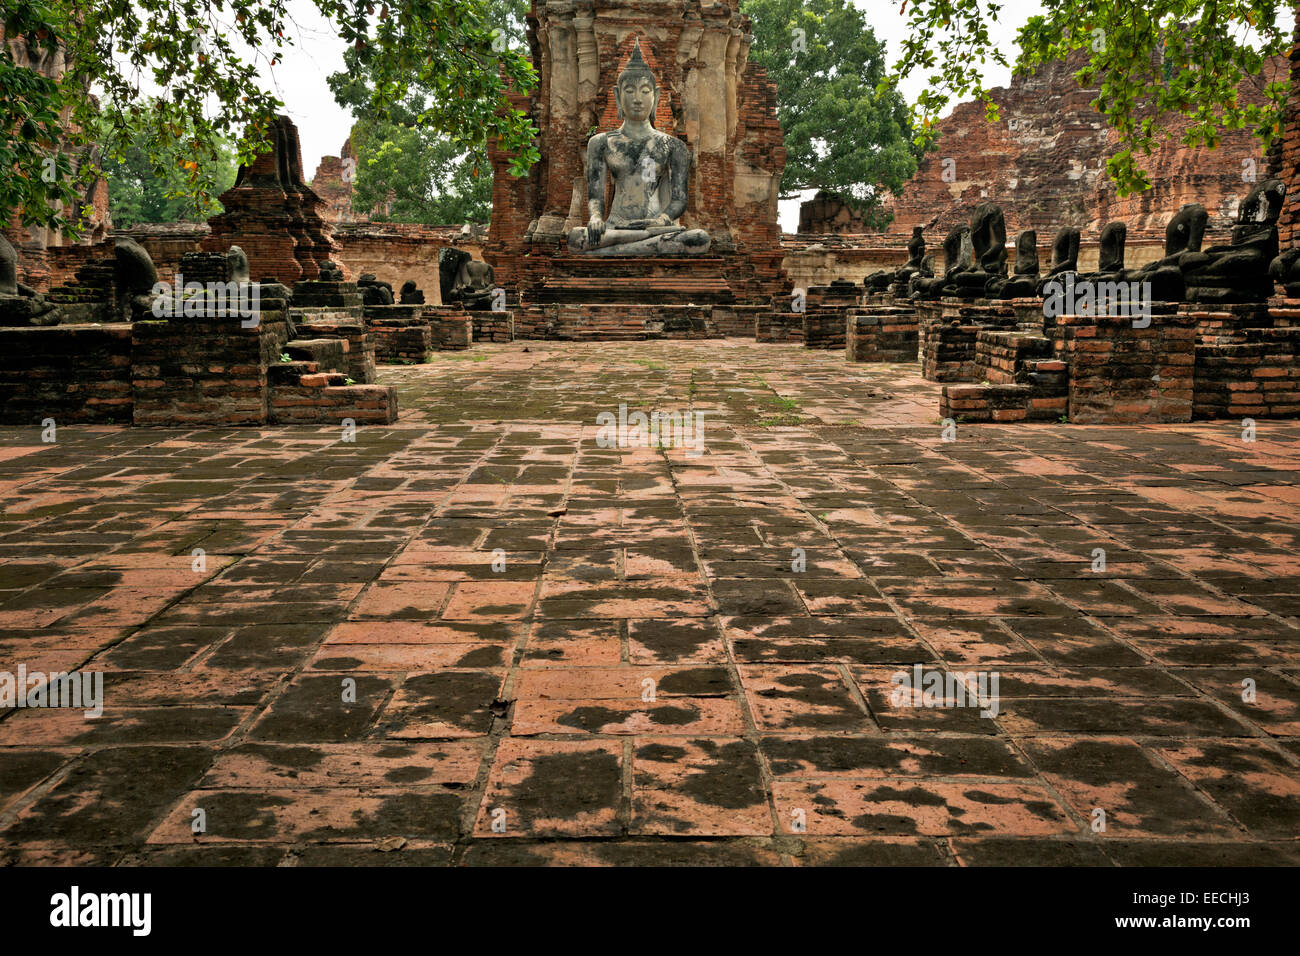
[619,74,656,123]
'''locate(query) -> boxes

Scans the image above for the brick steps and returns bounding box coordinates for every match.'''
[269,383,397,424]
[940,329,1069,422]
[267,354,397,425]
[285,338,347,368]
[298,319,376,383]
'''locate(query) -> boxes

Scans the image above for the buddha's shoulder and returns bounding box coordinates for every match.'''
[660,133,688,157]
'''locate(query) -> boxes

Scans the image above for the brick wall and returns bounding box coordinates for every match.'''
[713,304,768,337]
[0,325,133,424]
[1272,16,1300,247]
[921,323,981,382]
[846,305,919,363]
[269,381,396,425]
[1195,327,1300,418]
[1055,307,1196,424]
[799,192,868,234]
[976,331,1055,384]
[469,310,515,343]
[756,311,803,343]
[368,317,433,364]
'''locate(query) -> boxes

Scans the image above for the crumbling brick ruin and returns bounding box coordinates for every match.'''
[881,49,1286,240]
[202,115,338,284]
[798,191,868,235]
[311,136,358,222]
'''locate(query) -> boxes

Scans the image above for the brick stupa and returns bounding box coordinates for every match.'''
[204,115,337,284]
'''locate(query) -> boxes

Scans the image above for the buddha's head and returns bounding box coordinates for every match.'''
[616,40,659,124]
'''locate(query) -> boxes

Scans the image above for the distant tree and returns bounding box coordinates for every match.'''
[347,120,492,223]
[890,0,1290,195]
[1,0,538,237]
[328,0,528,224]
[741,0,924,228]
[96,105,238,227]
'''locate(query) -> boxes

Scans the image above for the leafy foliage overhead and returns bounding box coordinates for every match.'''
[344,120,493,224]
[326,0,527,225]
[0,0,539,237]
[888,0,1290,195]
[96,103,238,228]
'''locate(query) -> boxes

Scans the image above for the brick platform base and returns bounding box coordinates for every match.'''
[1195,328,1300,418]
[514,304,720,341]
[0,325,133,424]
[802,310,847,350]
[1058,306,1195,424]
[369,317,433,364]
[469,310,515,343]
[847,305,919,362]
[1192,299,1300,418]
[939,330,1068,422]
[2,287,398,426]
[756,311,804,343]
[424,306,472,350]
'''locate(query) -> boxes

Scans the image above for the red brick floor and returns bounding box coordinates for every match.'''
[1,340,1298,865]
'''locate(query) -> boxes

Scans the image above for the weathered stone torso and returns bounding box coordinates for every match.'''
[599,129,679,226]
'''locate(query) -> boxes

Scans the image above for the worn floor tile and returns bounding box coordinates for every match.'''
[474,739,622,837]
[632,737,770,835]
[772,780,1074,836]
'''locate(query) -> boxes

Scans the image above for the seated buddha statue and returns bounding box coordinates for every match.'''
[567,42,710,257]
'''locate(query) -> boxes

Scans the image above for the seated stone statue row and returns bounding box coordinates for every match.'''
[1186,178,1283,303]
[882,177,1290,304]
[1053,181,1282,305]
[868,206,1039,301]
[3,231,439,323]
